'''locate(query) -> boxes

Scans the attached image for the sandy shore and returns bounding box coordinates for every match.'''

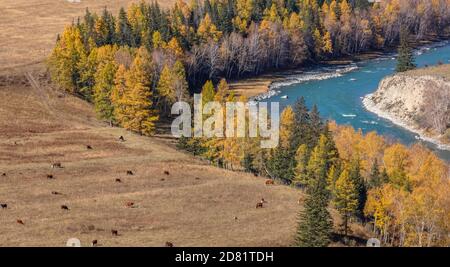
[229,75,284,99]
[363,94,450,151]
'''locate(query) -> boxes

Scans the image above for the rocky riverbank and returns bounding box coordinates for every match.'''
[363,67,450,150]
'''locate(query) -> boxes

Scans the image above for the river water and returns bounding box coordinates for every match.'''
[264,41,450,161]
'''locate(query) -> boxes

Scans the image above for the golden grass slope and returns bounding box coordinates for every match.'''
[0,72,309,247]
[0,0,175,73]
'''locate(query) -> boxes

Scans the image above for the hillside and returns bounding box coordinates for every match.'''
[0,0,175,74]
[0,0,311,247]
[0,71,311,247]
[363,64,450,149]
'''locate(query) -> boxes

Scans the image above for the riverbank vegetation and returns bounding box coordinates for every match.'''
[396,27,416,72]
[48,0,450,126]
[179,90,449,247]
[47,0,450,247]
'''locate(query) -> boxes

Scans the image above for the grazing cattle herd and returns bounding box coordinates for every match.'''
[0,135,284,247]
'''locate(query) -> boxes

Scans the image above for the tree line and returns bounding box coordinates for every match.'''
[49,0,450,102]
[178,89,449,247]
[48,0,450,131]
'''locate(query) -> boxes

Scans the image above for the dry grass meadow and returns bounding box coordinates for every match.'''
[0,72,311,247]
[0,0,369,247]
[0,0,175,74]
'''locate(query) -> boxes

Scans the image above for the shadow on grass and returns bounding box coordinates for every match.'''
[332,233,368,247]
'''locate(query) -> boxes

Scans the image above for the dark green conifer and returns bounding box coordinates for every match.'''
[396,27,416,72]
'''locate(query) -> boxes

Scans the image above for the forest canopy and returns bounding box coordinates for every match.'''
[49,0,450,98]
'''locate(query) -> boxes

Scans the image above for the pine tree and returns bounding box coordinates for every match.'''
[296,149,333,247]
[333,167,359,237]
[201,80,216,105]
[48,25,86,94]
[292,96,311,151]
[157,64,175,112]
[214,78,229,102]
[152,31,166,49]
[233,0,254,33]
[116,7,134,46]
[305,135,330,192]
[323,31,333,54]
[313,28,324,58]
[368,159,383,189]
[113,47,158,135]
[348,158,367,217]
[111,64,128,123]
[94,60,117,125]
[77,43,98,101]
[197,13,223,42]
[127,3,145,47]
[166,37,184,58]
[280,106,295,149]
[294,144,309,187]
[309,104,324,149]
[396,27,416,72]
[156,61,189,115]
[267,148,296,182]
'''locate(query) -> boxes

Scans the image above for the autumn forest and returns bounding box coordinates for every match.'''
[47,0,450,247]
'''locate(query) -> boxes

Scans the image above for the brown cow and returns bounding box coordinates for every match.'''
[265,180,274,186]
[1,173,6,177]
[126,170,134,176]
[256,202,264,209]
[111,230,119,236]
[1,204,7,209]
[119,136,125,142]
[165,242,174,247]
[92,240,98,247]
[61,205,70,211]
[86,145,93,150]
[115,178,122,183]
[47,174,54,179]
[17,219,25,225]
[51,191,62,195]
[164,171,170,176]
